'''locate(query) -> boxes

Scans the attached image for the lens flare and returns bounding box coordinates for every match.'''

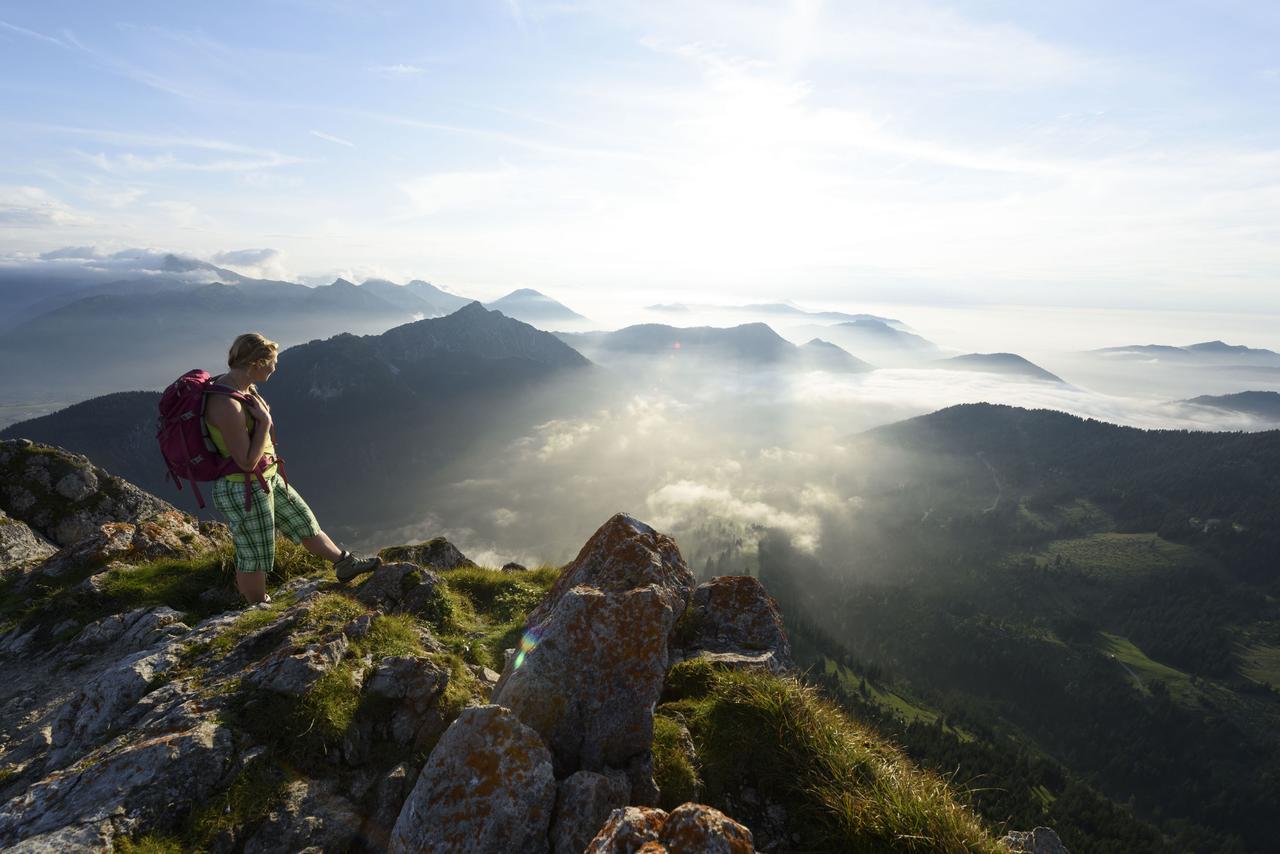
[513,628,540,670]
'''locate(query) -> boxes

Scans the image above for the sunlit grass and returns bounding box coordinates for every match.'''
[663,658,1002,853]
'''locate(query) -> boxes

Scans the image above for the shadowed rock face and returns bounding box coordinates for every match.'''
[388,705,556,854]
[674,576,793,674]
[493,514,696,795]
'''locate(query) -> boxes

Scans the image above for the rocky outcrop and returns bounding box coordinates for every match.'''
[0,511,57,573]
[379,537,476,570]
[492,514,695,799]
[0,440,173,547]
[388,705,556,854]
[0,719,235,851]
[1001,827,1070,853]
[527,513,693,625]
[29,511,229,583]
[242,778,362,854]
[673,576,793,674]
[354,562,448,619]
[586,803,753,853]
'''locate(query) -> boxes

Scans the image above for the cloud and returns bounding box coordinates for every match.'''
[399,167,520,216]
[645,479,824,551]
[369,63,428,77]
[0,186,93,227]
[211,247,290,280]
[0,19,69,49]
[310,130,356,148]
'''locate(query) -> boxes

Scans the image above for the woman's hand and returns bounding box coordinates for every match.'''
[246,394,273,428]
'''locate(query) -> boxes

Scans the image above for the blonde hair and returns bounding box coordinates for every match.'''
[227,333,279,370]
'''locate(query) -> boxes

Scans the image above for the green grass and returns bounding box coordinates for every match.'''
[1239,643,1280,690]
[114,834,184,854]
[1031,533,1204,580]
[653,712,702,810]
[430,565,559,670]
[355,613,428,659]
[183,757,292,851]
[1096,631,1198,703]
[819,657,975,743]
[661,658,1002,854]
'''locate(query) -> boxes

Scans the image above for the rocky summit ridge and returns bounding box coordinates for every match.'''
[0,438,1062,852]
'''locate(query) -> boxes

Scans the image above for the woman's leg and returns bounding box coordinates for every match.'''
[236,570,269,604]
[300,530,343,562]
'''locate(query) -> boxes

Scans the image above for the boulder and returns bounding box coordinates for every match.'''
[0,511,57,573]
[551,769,632,854]
[502,561,528,573]
[585,804,754,853]
[493,585,676,780]
[676,576,792,674]
[528,514,693,625]
[242,778,362,854]
[378,537,476,570]
[354,562,448,619]
[658,803,754,853]
[585,806,668,853]
[388,705,556,854]
[1001,827,1069,854]
[492,515,694,793]
[0,440,173,547]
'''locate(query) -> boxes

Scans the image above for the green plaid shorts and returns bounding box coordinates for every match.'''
[211,472,321,573]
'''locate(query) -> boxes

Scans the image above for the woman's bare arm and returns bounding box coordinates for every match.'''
[206,395,271,472]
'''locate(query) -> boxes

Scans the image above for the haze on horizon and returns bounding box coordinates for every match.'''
[3,0,1280,319]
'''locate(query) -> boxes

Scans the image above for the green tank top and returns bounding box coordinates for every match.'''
[206,392,277,482]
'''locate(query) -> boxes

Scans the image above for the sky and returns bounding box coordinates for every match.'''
[2,0,1280,313]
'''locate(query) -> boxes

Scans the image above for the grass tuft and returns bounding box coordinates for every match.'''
[665,662,1002,853]
[653,712,702,809]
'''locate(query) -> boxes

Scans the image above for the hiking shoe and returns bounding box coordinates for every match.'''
[335,550,381,582]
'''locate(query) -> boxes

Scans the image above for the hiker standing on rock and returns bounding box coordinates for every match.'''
[204,333,380,604]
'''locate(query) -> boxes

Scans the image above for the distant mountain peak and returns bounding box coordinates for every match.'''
[329,277,357,288]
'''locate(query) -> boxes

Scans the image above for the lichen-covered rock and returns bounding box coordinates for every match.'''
[1001,826,1070,853]
[493,515,694,794]
[551,769,632,854]
[354,561,448,618]
[0,719,234,850]
[388,705,556,854]
[378,537,476,570]
[242,635,350,697]
[242,778,362,854]
[677,576,792,674]
[658,803,754,853]
[0,510,57,573]
[528,514,693,625]
[0,440,173,547]
[33,510,229,581]
[585,806,668,853]
[493,584,676,780]
[586,804,755,853]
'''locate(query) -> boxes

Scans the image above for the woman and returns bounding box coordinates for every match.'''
[205,332,380,604]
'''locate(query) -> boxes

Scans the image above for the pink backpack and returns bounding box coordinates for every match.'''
[156,369,287,511]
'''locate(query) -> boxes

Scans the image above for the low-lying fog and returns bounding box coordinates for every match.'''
[350,297,1280,569]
